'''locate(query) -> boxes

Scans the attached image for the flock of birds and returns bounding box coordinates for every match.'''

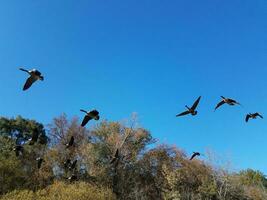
[176,95,263,122]
[12,68,264,180]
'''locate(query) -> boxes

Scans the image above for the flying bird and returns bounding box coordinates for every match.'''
[13,145,24,157]
[19,68,44,91]
[67,174,77,181]
[176,96,201,117]
[110,149,120,164]
[246,113,263,122]
[69,160,77,170]
[215,96,241,111]
[36,157,44,169]
[65,136,74,148]
[29,128,39,145]
[80,109,100,127]
[190,152,200,160]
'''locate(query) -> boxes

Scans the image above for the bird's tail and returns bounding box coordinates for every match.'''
[39,76,44,81]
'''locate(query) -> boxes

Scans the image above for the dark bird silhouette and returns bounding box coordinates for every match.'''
[67,174,77,181]
[80,109,100,127]
[29,128,39,145]
[19,68,44,91]
[64,159,71,168]
[36,157,44,169]
[69,160,77,170]
[65,136,74,148]
[13,145,23,157]
[246,112,263,122]
[190,152,200,160]
[215,96,241,111]
[176,96,201,117]
[110,149,120,164]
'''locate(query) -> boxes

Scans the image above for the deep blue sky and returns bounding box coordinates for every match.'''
[0,0,266,173]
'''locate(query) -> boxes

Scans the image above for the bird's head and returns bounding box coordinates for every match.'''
[39,76,44,81]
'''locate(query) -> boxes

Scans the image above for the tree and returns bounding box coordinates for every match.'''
[0,116,49,194]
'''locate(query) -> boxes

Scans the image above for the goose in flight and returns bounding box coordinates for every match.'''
[64,159,71,168]
[36,157,44,169]
[215,96,241,111]
[13,145,24,157]
[176,96,201,117]
[19,68,44,91]
[246,113,263,122]
[110,149,120,164]
[29,128,39,145]
[190,152,200,160]
[67,174,77,181]
[80,109,100,127]
[65,136,74,148]
[69,160,77,170]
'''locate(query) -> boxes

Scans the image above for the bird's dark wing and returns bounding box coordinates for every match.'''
[191,96,201,110]
[81,115,92,127]
[37,158,43,169]
[64,159,71,168]
[229,98,241,105]
[69,136,74,146]
[245,115,250,122]
[110,149,119,164]
[110,157,117,164]
[176,110,191,117]
[215,100,225,110]
[23,76,37,91]
[190,153,200,160]
[70,160,77,169]
[114,149,119,158]
[190,153,197,160]
[256,113,263,119]
[29,129,39,145]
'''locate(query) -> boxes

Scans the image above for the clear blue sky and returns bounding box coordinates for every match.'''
[0,0,266,173]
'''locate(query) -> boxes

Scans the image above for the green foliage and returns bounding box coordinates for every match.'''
[238,169,267,188]
[0,116,48,145]
[0,181,114,200]
[0,116,49,194]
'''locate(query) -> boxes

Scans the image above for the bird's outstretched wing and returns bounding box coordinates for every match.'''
[256,113,263,119]
[81,115,92,127]
[29,128,39,145]
[110,149,119,164]
[110,157,117,164]
[70,160,77,170]
[245,115,250,122]
[190,152,200,160]
[23,76,37,91]
[191,96,201,110]
[69,136,74,145]
[176,110,191,117]
[229,98,242,106]
[37,158,43,169]
[190,153,197,160]
[215,100,225,111]
[66,136,74,148]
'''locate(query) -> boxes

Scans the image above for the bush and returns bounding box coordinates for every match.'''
[0,181,114,200]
